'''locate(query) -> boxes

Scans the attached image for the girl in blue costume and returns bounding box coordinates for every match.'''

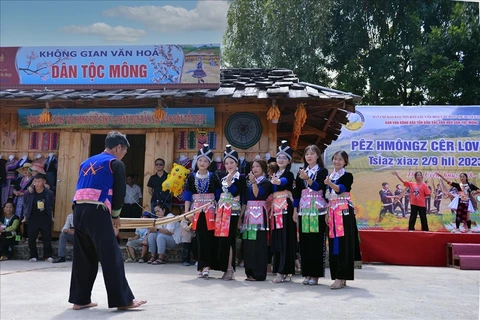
[294,145,328,286]
[324,150,360,290]
[186,56,207,83]
[270,141,297,283]
[184,144,221,278]
[242,159,272,281]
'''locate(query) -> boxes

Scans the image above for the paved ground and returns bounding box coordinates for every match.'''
[0,261,479,320]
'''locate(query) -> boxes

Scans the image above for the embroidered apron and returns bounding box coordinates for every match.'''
[299,188,327,233]
[270,190,292,230]
[192,193,216,231]
[215,192,241,237]
[243,200,267,240]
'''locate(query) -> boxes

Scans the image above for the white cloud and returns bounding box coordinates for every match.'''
[60,22,146,42]
[103,0,229,32]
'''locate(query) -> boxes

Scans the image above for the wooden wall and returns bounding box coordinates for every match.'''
[0,102,276,230]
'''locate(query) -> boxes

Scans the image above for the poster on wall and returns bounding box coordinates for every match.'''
[0,44,220,86]
[324,106,480,232]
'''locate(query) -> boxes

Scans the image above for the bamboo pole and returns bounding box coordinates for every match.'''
[119,201,212,229]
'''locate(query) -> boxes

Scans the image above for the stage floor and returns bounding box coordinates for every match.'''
[359,230,480,267]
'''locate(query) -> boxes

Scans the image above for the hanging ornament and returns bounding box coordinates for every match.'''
[266,99,281,123]
[153,99,167,120]
[291,103,307,150]
[40,102,52,123]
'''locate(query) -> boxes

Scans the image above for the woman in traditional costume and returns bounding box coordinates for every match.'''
[270,141,296,283]
[242,159,271,281]
[293,145,328,286]
[184,144,221,278]
[324,150,359,289]
[436,172,480,233]
[213,145,246,280]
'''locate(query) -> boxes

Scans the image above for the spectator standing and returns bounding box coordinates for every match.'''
[123,174,143,218]
[147,158,170,213]
[23,173,54,262]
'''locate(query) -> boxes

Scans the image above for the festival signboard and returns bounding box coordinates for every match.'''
[324,106,480,232]
[17,107,215,129]
[0,44,220,86]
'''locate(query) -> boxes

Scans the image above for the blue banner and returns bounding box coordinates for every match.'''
[18,107,215,129]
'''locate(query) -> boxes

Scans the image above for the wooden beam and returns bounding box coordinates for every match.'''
[315,108,338,145]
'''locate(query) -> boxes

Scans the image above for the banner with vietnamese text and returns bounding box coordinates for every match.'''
[0,44,220,86]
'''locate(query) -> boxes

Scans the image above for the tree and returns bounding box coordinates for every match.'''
[223,0,480,105]
[223,0,332,84]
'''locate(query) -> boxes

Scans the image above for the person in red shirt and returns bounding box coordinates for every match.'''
[393,171,431,231]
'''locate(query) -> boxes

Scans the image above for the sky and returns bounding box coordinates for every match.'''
[0,0,229,47]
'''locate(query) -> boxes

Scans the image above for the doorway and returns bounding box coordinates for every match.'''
[90,134,146,196]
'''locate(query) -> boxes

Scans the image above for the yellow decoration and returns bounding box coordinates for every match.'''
[40,102,52,123]
[266,100,281,123]
[291,103,307,149]
[162,163,190,197]
[153,106,166,120]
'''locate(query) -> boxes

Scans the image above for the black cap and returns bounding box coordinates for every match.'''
[197,144,213,163]
[276,140,293,161]
[223,145,239,163]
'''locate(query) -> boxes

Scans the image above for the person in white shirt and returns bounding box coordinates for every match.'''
[123,174,143,218]
[53,205,74,263]
[146,204,181,265]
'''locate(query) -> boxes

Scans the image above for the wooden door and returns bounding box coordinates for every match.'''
[143,130,174,210]
[53,132,91,231]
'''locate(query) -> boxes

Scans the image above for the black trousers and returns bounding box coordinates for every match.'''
[409,204,429,231]
[28,216,52,259]
[69,204,134,308]
[122,203,141,218]
[182,242,192,264]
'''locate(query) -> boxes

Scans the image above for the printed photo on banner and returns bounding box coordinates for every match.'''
[325,106,480,232]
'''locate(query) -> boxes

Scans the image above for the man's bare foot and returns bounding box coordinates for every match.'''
[117,300,147,310]
[72,302,98,310]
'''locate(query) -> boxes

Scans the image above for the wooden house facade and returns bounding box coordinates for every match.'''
[0,68,360,232]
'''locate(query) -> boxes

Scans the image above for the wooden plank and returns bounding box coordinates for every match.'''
[53,132,90,232]
[0,111,11,151]
[288,90,309,99]
[258,111,269,153]
[267,113,278,155]
[53,131,71,232]
[241,87,259,97]
[266,86,289,95]
[9,112,19,158]
[232,90,244,98]
[257,90,268,99]
[143,133,156,209]
[214,87,236,96]
[305,86,320,97]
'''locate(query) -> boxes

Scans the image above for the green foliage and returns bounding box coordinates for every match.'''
[223,0,480,105]
[223,0,332,84]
